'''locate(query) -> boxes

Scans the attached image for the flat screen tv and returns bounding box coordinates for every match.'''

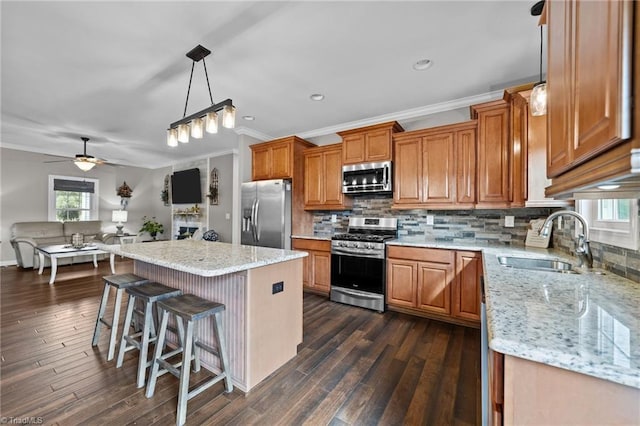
[171,168,202,204]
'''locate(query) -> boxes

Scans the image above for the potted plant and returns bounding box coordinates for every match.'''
[140,216,164,240]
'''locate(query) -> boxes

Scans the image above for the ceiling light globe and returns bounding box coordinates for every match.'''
[191,117,204,139]
[530,82,547,116]
[206,111,219,134]
[177,124,190,143]
[75,160,96,172]
[167,129,178,147]
[222,105,236,129]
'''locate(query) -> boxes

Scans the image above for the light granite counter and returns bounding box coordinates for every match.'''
[388,237,640,389]
[99,239,307,277]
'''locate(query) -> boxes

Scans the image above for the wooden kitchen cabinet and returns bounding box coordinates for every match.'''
[471,100,512,208]
[303,144,352,210]
[504,86,569,207]
[291,238,331,295]
[387,246,478,326]
[546,0,632,178]
[452,251,482,322]
[338,121,404,165]
[392,120,476,209]
[250,136,315,181]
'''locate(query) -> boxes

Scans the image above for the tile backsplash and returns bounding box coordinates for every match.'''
[312,195,640,283]
[313,195,556,245]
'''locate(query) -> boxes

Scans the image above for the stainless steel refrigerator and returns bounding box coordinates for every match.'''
[241,179,292,249]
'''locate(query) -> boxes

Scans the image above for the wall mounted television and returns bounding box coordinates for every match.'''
[171,168,202,204]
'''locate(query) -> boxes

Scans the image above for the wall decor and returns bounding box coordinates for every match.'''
[117,181,132,209]
[207,168,219,205]
[161,175,170,206]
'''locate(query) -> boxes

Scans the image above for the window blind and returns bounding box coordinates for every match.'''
[53,178,95,193]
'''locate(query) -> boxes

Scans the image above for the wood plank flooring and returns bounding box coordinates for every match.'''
[1,259,480,425]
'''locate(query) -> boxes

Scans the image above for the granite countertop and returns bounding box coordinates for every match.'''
[388,237,640,389]
[98,240,307,277]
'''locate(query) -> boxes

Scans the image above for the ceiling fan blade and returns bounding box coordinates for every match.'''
[43,159,71,163]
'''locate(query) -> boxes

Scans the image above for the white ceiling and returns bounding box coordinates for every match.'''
[1,1,543,169]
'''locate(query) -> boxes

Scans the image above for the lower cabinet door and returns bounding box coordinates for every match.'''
[386,259,417,307]
[417,261,453,315]
[312,251,331,293]
[452,251,482,322]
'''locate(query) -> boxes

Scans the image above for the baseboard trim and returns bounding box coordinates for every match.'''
[1,260,19,267]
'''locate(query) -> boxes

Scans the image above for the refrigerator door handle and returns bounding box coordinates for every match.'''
[250,199,257,241]
[255,199,261,241]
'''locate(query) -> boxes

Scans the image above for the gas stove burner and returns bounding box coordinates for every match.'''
[332,233,394,243]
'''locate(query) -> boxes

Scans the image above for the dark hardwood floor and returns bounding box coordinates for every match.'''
[1,259,480,425]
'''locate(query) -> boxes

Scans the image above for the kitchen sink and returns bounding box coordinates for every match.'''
[497,255,578,274]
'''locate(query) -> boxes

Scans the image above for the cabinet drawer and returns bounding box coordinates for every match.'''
[292,238,330,252]
[387,246,454,263]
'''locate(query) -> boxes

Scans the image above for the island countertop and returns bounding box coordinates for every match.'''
[387,237,640,389]
[99,240,307,277]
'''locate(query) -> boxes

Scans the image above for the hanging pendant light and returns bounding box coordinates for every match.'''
[167,128,178,147]
[530,23,547,116]
[191,117,204,139]
[166,45,236,146]
[206,111,219,134]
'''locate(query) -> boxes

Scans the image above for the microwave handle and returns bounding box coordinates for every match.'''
[384,165,389,185]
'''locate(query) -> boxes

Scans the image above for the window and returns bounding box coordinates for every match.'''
[48,175,99,221]
[577,197,639,250]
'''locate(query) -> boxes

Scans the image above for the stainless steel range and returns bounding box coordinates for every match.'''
[330,217,398,312]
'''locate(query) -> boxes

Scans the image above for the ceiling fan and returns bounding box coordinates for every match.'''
[44,137,109,171]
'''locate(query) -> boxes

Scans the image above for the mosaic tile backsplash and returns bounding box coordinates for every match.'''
[312,195,640,283]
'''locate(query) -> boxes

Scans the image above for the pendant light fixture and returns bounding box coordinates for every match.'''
[530,2,547,116]
[167,45,236,146]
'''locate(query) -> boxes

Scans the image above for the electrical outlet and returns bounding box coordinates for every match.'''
[225,213,231,220]
[272,281,284,294]
[426,215,434,225]
[331,214,337,223]
[505,215,515,228]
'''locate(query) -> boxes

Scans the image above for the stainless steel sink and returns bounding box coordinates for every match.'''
[497,255,578,274]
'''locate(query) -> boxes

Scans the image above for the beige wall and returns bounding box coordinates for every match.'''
[0,148,171,265]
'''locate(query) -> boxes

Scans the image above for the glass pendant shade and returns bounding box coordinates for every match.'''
[177,123,190,143]
[222,104,236,129]
[74,160,96,172]
[191,117,204,139]
[530,82,547,116]
[167,128,178,147]
[205,111,219,134]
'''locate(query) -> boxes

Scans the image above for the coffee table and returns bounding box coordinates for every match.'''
[36,244,116,284]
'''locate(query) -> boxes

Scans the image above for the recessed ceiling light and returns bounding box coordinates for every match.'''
[597,184,621,190]
[310,94,325,101]
[242,115,255,121]
[413,59,433,71]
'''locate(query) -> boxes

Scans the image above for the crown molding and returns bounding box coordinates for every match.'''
[297,90,504,139]
[233,126,272,141]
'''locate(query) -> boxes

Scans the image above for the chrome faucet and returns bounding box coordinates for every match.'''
[540,210,593,269]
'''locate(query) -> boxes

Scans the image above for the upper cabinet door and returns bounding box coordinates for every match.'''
[364,129,392,162]
[304,151,323,206]
[422,132,455,205]
[572,0,630,161]
[455,128,476,206]
[393,138,423,205]
[547,0,632,177]
[270,142,293,178]
[474,101,511,208]
[323,146,345,206]
[342,134,366,164]
[251,146,272,181]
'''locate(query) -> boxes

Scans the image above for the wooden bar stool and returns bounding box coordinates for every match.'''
[116,282,182,388]
[92,273,149,361]
[145,294,233,426]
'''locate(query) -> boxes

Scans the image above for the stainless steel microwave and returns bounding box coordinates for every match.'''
[342,161,392,194]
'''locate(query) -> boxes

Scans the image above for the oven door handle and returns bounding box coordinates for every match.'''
[331,248,384,259]
[332,287,382,300]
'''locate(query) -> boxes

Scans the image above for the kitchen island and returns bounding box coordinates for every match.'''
[100,239,307,392]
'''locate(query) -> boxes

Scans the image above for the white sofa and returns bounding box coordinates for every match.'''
[10,221,115,268]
